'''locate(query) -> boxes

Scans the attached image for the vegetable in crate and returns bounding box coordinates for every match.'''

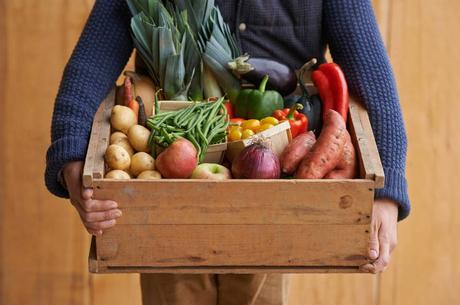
[273,104,308,138]
[156,138,198,179]
[118,72,157,117]
[111,105,137,134]
[127,0,242,101]
[130,152,155,177]
[324,132,357,179]
[105,170,131,180]
[137,170,162,180]
[312,63,349,122]
[135,96,147,127]
[235,75,284,120]
[147,97,229,162]
[232,141,281,179]
[284,58,322,133]
[105,145,131,171]
[280,131,316,175]
[228,55,297,96]
[127,125,151,153]
[296,110,347,179]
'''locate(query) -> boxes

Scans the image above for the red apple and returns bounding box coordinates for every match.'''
[191,163,232,180]
[156,138,198,178]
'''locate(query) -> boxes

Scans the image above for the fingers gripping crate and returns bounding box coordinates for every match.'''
[84,87,384,274]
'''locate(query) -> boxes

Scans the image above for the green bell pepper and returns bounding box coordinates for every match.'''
[234,75,284,120]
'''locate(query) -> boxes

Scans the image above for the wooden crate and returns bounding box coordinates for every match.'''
[84,88,384,274]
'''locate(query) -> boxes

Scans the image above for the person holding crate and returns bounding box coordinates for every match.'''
[45,0,410,304]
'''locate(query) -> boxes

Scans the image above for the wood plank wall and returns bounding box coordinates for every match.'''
[0,1,458,305]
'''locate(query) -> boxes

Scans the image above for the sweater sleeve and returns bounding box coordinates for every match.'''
[323,0,410,220]
[45,0,134,198]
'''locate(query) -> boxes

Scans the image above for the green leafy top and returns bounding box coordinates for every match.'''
[127,0,241,101]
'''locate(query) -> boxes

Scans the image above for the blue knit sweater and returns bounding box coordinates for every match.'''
[45,0,410,220]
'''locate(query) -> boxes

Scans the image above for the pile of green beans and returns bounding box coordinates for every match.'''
[146,97,229,162]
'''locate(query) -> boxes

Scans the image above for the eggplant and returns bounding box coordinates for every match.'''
[228,55,297,96]
[284,59,323,135]
[284,94,322,134]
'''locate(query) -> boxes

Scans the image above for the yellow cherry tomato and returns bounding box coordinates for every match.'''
[242,129,255,139]
[228,129,243,142]
[241,119,261,132]
[258,123,274,133]
[260,117,279,126]
[229,125,243,133]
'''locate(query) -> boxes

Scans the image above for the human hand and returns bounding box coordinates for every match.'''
[360,198,399,273]
[63,161,122,235]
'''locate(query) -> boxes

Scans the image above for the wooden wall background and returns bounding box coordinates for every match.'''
[1,0,459,304]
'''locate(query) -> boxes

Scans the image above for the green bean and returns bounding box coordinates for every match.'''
[174,105,194,126]
[185,109,206,132]
[187,134,202,161]
[160,127,174,144]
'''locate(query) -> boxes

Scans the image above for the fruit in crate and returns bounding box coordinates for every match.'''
[227,117,279,142]
[156,138,198,179]
[191,163,232,180]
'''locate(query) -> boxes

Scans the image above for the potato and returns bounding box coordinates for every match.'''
[105,144,131,171]
[111,105,137,134]
[128,125,151,153]
[137,170,162,180]
[112,137,135,157]
[105,170,131,180]
[110,131,128,144]
[130,152,155,177]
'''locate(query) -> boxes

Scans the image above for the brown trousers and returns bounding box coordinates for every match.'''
[140,274,289,305]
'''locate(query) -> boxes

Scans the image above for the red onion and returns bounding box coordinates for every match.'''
[232,143,281,179]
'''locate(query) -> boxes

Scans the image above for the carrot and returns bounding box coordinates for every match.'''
[128,98,139,121]
[124,76,134,106]
[295,110,347,179]
[325,131,357,179]
[280,131,316,175]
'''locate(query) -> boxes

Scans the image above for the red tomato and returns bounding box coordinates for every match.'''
[224,102,234,119]
[230,118,245,126]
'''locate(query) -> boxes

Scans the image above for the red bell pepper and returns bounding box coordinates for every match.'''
[312,63,349,122]
[273,104,308,138]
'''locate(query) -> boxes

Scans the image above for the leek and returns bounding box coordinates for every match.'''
[127,0,242,101]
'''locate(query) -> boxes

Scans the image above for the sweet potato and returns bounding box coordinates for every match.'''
[295,110,347,179]
[325,131,357,179]
[280,131,316,175]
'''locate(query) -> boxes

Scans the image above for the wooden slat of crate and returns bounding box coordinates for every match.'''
[82,88,114,188]
[349,96,385,188]
[93,223,369,267]
[93,179,373,225]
